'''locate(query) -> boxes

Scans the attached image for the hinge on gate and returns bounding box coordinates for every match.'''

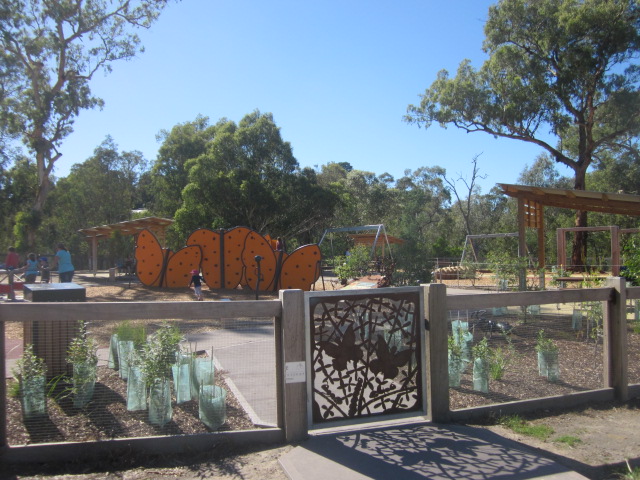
[424,318,430,330]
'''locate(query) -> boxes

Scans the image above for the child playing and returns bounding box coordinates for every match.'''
[24,253,39,283]
[39,257,50,283]
[189,269,204,301]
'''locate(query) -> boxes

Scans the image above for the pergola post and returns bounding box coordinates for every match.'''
[517,197,527,290]
[537,207,545,289]
[91,236,98,275]
[611,226,620,275]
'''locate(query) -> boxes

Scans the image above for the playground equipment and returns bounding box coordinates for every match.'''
[318,224,402,260]
[134,227,321,292]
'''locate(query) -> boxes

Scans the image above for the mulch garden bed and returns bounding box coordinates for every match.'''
[5,364,254,445]
[449,310,640,410]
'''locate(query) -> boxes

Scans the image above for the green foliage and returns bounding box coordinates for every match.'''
[13,209,41,252]
[617,460,640,480]
[489,346,508,381]
[0,0,172,213]
[140,323,183,383]
[333,245,371,283]
[500,415,554,441]
[115,321,147,347]
[487,250,528,289]
[173,111,337,242]
[8,379,20,398]
[67,321,98,366]
[583,301,604,341]
[448,335,463,359]
[472,337,491,361]
[13,344,46,380]
[150,115,217,217]
[536,329,558,353]
[554,435,582,448]
[622,236,640,286]
[406,0,640,267]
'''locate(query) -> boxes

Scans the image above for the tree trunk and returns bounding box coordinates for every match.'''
[570,210,588,272]
[570,165,589,272]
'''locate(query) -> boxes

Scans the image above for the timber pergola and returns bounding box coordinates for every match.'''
[499,184,640,283]
[78,217,174,274]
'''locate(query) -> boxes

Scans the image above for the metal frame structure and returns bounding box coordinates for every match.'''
[318,224,397,260]
[460,233,520,264]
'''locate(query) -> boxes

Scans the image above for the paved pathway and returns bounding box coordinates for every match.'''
[280,422,587,479]
[185,319,278,426]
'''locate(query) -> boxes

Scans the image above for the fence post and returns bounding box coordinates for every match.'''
[0,317,5,448]
[424,283,449,422]
[279,289,307,442]
[604,277,628,402]
[8,271,15,301]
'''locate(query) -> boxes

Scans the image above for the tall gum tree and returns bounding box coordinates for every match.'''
[0,0,173,215]
[406,0,640,269]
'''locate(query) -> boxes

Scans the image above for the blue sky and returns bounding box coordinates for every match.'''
[56,0,571,193]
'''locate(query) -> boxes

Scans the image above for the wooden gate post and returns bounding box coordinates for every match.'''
[424,283,449,422]
[279,289,307,442]
[604,277,628,401]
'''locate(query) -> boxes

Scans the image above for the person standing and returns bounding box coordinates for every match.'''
[24,253,39,283]
[188,269,204,301]
[4,246,19,270]
[39,256,50,283]
[52,243,75,282]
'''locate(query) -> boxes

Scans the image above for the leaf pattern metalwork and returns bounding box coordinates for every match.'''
[309,290,423,424]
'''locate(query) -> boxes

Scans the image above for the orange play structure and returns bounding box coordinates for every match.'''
[135,227,321,292]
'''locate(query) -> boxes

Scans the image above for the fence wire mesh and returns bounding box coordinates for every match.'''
[4,315,277,446]
[447,301,616,410]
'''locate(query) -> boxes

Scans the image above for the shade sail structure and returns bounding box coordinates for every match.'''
[78,217,174,274]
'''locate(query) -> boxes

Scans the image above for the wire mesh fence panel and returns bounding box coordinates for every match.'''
[629,300,640,387]
[4,315,277,446]
[447,302,606,411]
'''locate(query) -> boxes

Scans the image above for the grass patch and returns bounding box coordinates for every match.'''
[500,415,554,441]
[554,435,582,447]
[617,460,640,479]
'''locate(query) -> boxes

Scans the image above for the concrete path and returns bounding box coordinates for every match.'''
[280,422,587,479]
[185,319,278,426]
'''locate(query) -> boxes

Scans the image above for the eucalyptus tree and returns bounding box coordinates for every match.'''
[150,115,218,217]
[43,138,147,259]
[391,167,451,283]
[174,111,338,244]
[0,156,38,250]
[0,0,173,215]
[406,0,640,269]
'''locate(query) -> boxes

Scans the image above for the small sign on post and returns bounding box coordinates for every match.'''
[285,361,306,384]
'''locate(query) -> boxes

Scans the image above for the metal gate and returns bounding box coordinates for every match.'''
[306,287,426,426]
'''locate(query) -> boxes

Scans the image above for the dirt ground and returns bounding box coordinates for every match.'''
[3,276,639,479]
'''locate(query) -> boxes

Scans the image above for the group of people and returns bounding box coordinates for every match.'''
[3,243,75,283]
